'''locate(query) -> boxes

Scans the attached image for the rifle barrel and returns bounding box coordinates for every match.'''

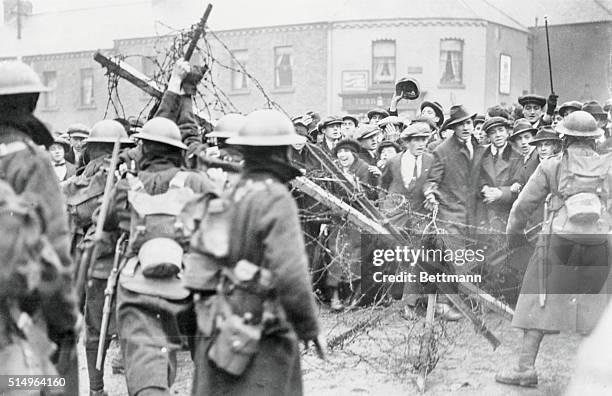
[544,16,554,93]
[184,4,213,61]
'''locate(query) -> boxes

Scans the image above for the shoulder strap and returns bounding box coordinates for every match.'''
[169,171,190,189]
[127,174,145,192]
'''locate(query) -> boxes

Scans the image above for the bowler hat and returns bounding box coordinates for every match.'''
[318,115,343,132]
[509,118,537,141]
[356,124,380,141]
[555,110,603,137]
[420,101,445,127]
[558,101,582,117]
[440,105,476,131]
[581,100,607,118]
[482,117,509,134]
[367,108,389,120]
[529,126,561,145]
[332,138,361,156]
[518,94,546,108]
[341,114,359,127]
[400,122,431,140]
[395,77,420,100]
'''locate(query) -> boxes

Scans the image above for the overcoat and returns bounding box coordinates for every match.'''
[508,144,612,333]
[191,171,319,396]
[423,135,484,236]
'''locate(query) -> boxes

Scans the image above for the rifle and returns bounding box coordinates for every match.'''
[74,136,122,309]
[96,232,128,370]
[544,16,554,95]
[181,4,213,95]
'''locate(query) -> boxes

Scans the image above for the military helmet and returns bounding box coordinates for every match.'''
[207,113,246,139]
[132,117,187,149]
[0,61,50,95]
[226,109,306,146]
[87,120,133,144]
[556,110,603,138]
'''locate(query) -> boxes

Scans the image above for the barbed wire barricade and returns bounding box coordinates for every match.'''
[99,20,521,386]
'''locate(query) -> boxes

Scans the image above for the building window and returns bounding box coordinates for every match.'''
[80,68,94,107]
[274,46,293,88]
[440,39,464,85]
[42,71,57,108]
[372,40,396,85]
[231,50,249,90]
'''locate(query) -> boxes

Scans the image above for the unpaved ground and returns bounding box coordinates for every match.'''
[78,302,582,395]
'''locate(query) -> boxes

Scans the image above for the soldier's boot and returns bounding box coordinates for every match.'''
[86,341,110,395]
[495,329,544,387]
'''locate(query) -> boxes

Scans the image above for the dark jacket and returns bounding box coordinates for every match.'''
[423,135,484,235]
[358,147,378,166]
[192,171,319,396]
[335,157,379,202]
[155,90,201,148]
[381,151,433,215]
[477,144,523,231]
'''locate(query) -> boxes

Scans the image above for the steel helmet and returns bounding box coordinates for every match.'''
[0,61,49,95]
[132,117,187,149]
[555,110,603,137]
[226,109,306,146]
[87,120,133,144]
[207,113,246,139]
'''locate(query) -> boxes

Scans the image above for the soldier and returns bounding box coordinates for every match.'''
[0,60,79,394]
[188,109,321,395]
[496,111,612,387]
[104,117,216,396]
[63,120,133,396]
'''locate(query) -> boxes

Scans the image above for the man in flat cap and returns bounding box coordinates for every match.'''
[318,115,343,156]
[366,108,389,125]
[518,93,556,128]
[477,117,522,232]
[341,114,359,139]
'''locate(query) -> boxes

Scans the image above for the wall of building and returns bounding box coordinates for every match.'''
[484,23,531,109]
[328,19,492,118]
[531,21,612,103]
[28,51,110,132]
[209,23,329,118]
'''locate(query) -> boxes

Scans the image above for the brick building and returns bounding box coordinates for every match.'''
[0,0,608,132]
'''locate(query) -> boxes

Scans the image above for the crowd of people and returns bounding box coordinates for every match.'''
[2,54,612,395]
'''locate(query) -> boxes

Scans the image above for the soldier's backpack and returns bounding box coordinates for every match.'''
[126,171,198,278]
[64,162,108,229]
[549,150,612,245]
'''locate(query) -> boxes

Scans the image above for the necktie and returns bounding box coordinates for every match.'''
[54,162,66,167]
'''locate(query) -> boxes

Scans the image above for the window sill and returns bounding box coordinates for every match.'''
[40,107,60,112]
[78,105,97,110]
[229,89,251,96]
[438,83,465,90]
[271,86,295,94]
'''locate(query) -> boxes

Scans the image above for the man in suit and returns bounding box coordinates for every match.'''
[356,123,381,166]
[509,119,539,189]
[317,115,343,156]
[64,123,90,167]
[381,121,433,224]
[423,105,485,320]
[477,117,523,232]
